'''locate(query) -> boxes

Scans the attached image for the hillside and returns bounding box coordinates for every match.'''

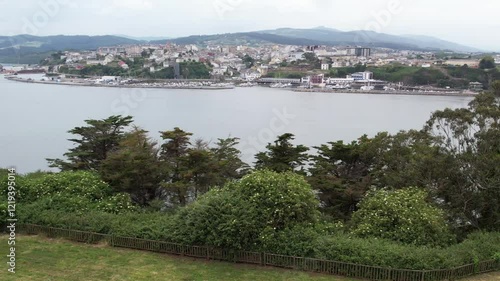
[258,27,480,52]
[0,28,481,64]
[0,35,140,64]
[151,32,328,46]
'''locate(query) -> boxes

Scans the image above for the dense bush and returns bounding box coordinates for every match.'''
[0,202,7,229]
[313,232,500,270]
[18,207,174,240]
[0,171,137,214]
[169,170,321,250]
[168,189,259,249]
[258,222,343,256]
[350,188,454,246]
[18,206,500,270]
[10,171,113,202]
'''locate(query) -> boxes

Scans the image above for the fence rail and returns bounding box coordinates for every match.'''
[18,224,499,281]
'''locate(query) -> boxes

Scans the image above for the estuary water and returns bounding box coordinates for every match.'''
[0,74,472,173]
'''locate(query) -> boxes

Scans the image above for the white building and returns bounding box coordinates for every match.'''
[288,52,305,62]
[321,62,330,70]
[242,70,261,81]
[96,76,120,83]
[212,66,228,75]
[350,71,373,80]
[86,60,105,65]
[326,77,355,85]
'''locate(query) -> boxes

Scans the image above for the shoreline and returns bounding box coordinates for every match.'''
[292,88,478,97]
[4,75,478,97]
[3,76,234,90]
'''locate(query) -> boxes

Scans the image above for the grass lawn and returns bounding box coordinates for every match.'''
[0,235,356,281]
[1,235,498,281]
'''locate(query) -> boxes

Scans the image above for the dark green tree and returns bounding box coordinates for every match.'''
[308,136,374,220]
[367,130,450,190]
[159,130,249,206]
[302,52,321,68]
[182,139,218,199]
[425,92,500,232]
[100,127,163,207]
[491,80,500,97]
[159,127,193,206]
[255,133,309,174]
[354,63,366,72]
[479,56,496,69]
[47,115,133,171]
[179,62,211,79]
[178,138,250,202]
[242,54,255,68]
[211,137,250,185]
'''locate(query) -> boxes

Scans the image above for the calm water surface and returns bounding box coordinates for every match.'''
[0,74,472,173]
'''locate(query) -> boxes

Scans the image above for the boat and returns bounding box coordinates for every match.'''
[237,82,256,87]
[360,85,375,91]
[270,82,292,88]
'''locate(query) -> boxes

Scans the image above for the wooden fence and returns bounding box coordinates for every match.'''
[18,224,499,281]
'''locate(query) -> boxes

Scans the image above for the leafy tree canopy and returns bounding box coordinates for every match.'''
[479,56,496,69]
[255,133,309,174]
[100,127,163,207]
[47,115,133,171]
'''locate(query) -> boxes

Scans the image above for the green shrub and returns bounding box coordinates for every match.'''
[18,207,173,241]
[313,234,451,269]
[350,187,454,246]
[169,170,320,250]
[168,188,259,249]
[235,170,320,229]
[0,202,7,229]
[96,193,138,213]
[17,171,113,202]
[447,232,500,265]
[258,222,342,256]
[1,171,136,214]
[17,205,500,270]
[313,231,500,270]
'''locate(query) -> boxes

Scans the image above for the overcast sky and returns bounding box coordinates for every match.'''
[0,0,498,51]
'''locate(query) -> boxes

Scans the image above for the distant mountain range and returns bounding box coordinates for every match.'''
[0,35,139,64]
[114,35,171,41]
[0,27,482,64]
[256,27,481,52]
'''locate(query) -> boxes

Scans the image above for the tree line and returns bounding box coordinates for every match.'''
[45,88,500,238]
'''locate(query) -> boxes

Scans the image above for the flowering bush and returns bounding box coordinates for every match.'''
[1,171,135,214]
[350,187,454,246]
[169,170,320,249]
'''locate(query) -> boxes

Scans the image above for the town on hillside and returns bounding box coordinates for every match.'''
[3,43,500,94]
